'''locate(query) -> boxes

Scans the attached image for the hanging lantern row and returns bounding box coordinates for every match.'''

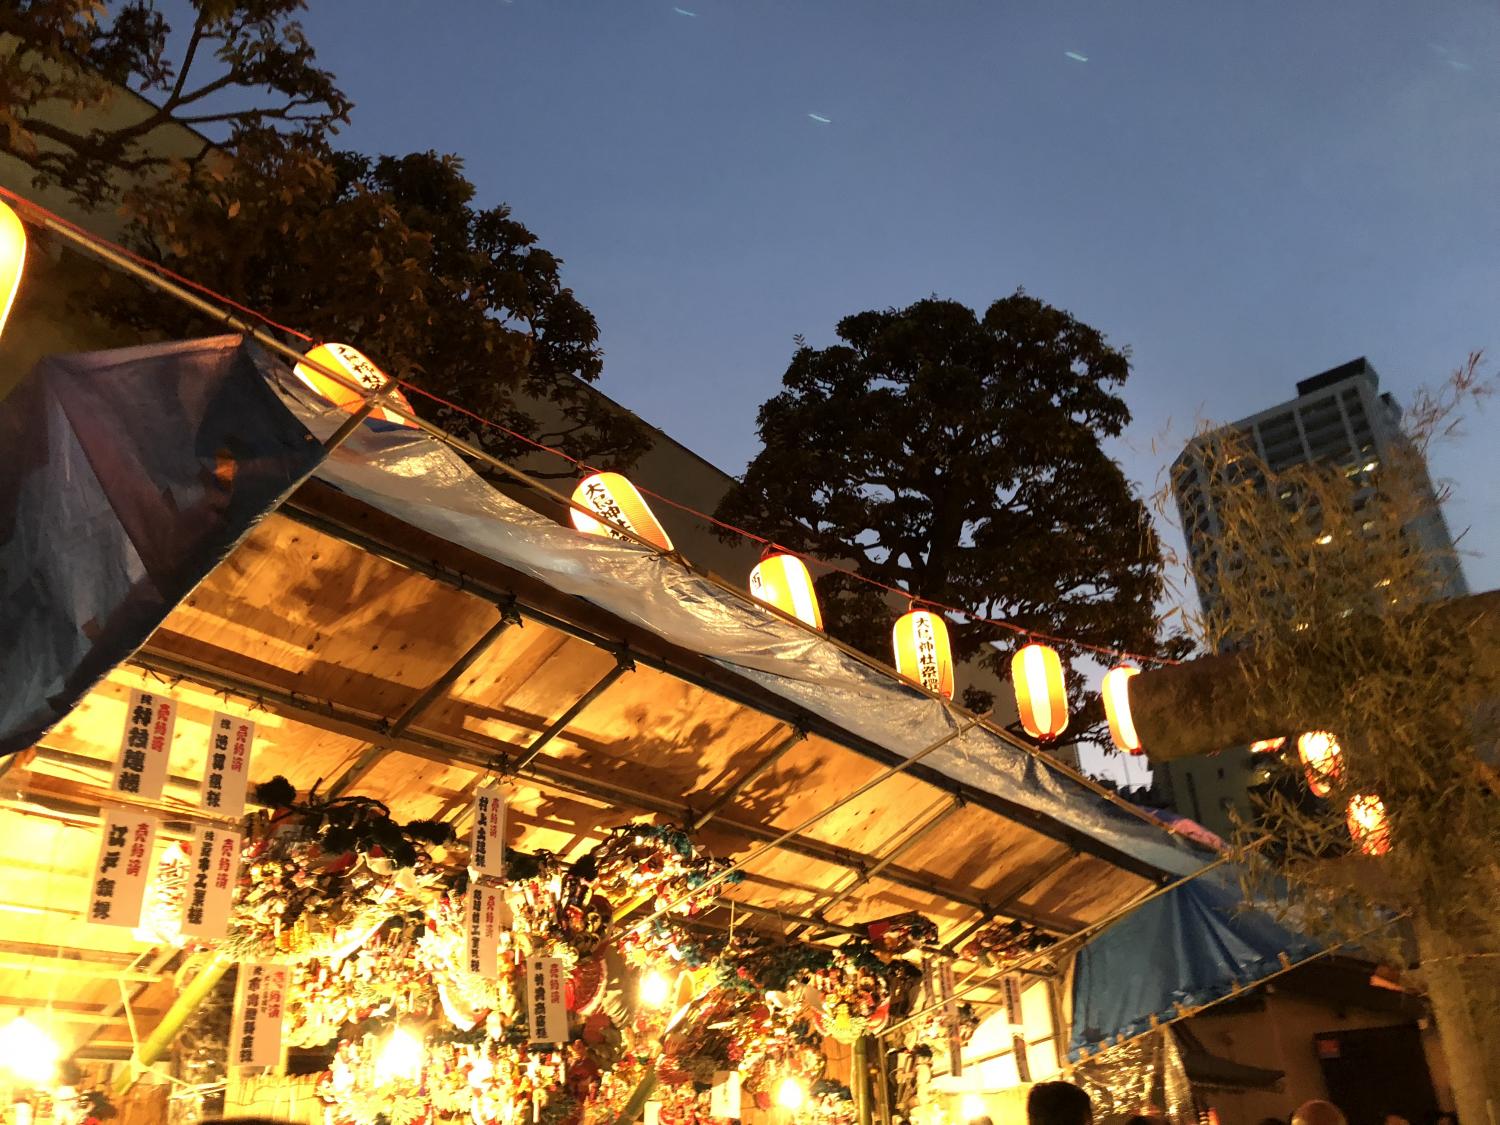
[0,201,27,343]
[1101,665,1141,754]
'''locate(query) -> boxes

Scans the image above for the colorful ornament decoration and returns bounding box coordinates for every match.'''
[959,919,1057,966]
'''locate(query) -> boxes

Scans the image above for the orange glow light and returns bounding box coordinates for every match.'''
[292,342,417,426]
[1347,793,1391,856]
[1297,731,1344,798]
[1249,737,1287,754]
[0,201,27,342]
[1102,666,1142,753]
[1012,643,1068,741]
[569,472,674,551]
[749,553,823,630]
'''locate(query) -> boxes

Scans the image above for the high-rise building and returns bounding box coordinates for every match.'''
[1161,357,1468,836]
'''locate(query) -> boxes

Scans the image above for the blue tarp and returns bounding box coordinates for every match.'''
[0,339,326,755]
[1068,866,1325,1058]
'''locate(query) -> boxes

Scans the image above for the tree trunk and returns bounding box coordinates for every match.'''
[1415,913,1500,1125]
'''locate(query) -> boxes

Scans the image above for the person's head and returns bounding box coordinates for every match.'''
[1292,1102,1348,1125]
[1027,1081,1093,1125]
[1258,1117,1285,1125]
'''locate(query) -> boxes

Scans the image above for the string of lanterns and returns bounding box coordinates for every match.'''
[0,197,1399,864]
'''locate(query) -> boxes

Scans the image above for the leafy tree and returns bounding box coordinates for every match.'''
[3,1,649,471]
[716,294,1174,711]
[1158,356,1500,1113]
[1,0,349,206]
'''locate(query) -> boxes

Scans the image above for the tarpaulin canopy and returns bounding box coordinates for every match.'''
[0,335,1325,1063]
[1068,865,1325,1058]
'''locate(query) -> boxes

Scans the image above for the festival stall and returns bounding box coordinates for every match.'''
[0,194,1329,1125]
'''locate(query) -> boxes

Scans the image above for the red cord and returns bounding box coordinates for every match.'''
[4,186,1179,667]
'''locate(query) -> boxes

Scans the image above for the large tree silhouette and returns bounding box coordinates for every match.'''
[717,293,1170,708]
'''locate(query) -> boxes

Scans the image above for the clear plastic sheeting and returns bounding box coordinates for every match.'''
[261,349,1212,882]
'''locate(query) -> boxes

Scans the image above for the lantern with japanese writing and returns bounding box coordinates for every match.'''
[569,472,674,551]
[0,201,25,342]
[1297,731,1343,798]
[1346,793,1391,856]
[1101,665,1141,753]
[892,609,954,699]
[749,552,823,630]
[292,342,417,426]
[1012,643,1068,741]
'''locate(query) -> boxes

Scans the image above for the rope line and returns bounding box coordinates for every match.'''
[4,186,1179,668]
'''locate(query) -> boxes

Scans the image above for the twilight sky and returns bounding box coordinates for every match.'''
[284,1,1497,778]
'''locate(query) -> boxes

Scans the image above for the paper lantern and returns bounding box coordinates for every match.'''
[1297,731,1343,798]
[1249,737,1287,754]
[569,472,674,551]
[892,609,955,699]
[749,553,823,629]
[1346,793,1391,856]
[0,200,26,342]
[1012,643,1068,741]
[292,342,417,426]
[1102,665,1141,753]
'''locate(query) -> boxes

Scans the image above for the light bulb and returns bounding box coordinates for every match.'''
[0,1014,61,1086]
[777,1077,806,1112]
[374,1026,424,1085]
[640,970,671,1008]
[961,1094,987,1122]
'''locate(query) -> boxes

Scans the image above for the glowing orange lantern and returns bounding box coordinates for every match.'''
[569,472,674,551]
[1249,737,1287,754]
[0,201,26,342]
[1012,643,1068,741]
[1297,731,1343,798]
[749,553,823,630]
[1102,665,1141,754]
[1346,793,1391,856]
[292,342,417,426]
[892,609,955,699]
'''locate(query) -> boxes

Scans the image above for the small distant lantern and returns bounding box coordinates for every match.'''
[569,472,674,551]
[749,552,823,630]
[1012,643,1068,741]
[0,200,27,342]
[892,609,955,700]
[1297,731,1344,798]
[1248,737,1287,754]
[1346,793,1391,856]
[1102,666,1141,754]
[292,342,417,426]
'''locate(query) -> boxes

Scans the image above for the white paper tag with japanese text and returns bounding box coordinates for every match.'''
[180,825,242,939]
[113,689,175,800]
[469,785,506,878]
[231,963,287,1069]
[465,885,504,978]
[86,809,158,928]
[526,956,568,1044]
[200,712,254,817]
